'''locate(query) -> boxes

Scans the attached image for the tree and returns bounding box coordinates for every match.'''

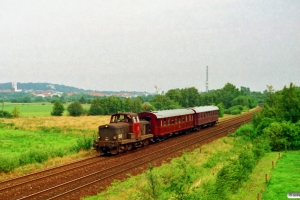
[67,101,84,116]
[131,98,142,113]
[218,83,241,108]
[179,87,200,107]
[89,98,103,115]
[280,83,300,123]
[79,96,86,104]
[150,95,180,110]
[165,89,182,105]
[51,100,65,116]
[142,102,155,111]
[217,103,225,117]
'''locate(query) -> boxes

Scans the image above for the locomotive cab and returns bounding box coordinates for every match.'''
[93,112,153,155]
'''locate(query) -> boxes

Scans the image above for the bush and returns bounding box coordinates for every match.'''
[11,106,20,118]
[0,154,20,173]
[225,105,244,115]
[51,100,65,116]
[73,135,93,151]
[67,101,84,116]
[29,148,49,163]
[0,110,12,118]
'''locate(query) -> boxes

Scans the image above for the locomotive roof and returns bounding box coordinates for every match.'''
[140,109,194,119]
[191,106,219,113]
[112,112,138,116]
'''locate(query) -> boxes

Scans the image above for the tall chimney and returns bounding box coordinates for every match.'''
[206,66,209,92]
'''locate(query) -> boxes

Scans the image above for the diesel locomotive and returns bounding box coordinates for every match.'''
[93,106,219,155]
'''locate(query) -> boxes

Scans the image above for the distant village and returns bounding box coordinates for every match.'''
[0,82,157,98]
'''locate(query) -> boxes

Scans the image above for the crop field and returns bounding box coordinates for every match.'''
[0,115,111,135]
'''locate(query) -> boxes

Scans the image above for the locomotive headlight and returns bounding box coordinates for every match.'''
[98,136,100,139]
[105,137,109,141]
[113,136,117,140]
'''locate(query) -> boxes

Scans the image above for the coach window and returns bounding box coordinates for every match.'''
[191,115,193,120]
[163,118,166,126]
[178,116,181,123]
[175,117,178,124]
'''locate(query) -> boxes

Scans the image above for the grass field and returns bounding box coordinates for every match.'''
[1,103,90,117]
[262,151,300,200]
[0,128,94,175]
[84,136,238,200]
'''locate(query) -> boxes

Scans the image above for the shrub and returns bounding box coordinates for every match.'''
[73,135,93,151]
[0,154,20,173]
[29,148,49,163]
[11,106,20,118]
[51,100,65,116]
[0,110,12,118]
[67,101,84,116]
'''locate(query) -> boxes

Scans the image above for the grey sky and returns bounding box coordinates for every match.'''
[1,1,299,93]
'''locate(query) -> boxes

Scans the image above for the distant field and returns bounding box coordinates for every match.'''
[2,103,90,117]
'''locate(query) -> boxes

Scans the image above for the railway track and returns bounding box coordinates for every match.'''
[0,108,260,200]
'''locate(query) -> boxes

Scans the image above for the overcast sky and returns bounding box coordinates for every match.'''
[1,1,299,93]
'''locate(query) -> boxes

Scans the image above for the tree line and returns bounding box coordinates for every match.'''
[48,82,264,117]
[233,82,300,151]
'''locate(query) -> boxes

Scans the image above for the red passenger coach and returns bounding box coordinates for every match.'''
[191,106,219,129]
[139,109,195,141]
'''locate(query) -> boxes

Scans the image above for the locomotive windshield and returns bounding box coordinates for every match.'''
[110,114,132,123]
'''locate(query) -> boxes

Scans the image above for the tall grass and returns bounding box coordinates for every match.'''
[0,129,93,173]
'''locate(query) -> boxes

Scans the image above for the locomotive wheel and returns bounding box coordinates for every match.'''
[110,147,119,155]
[126,143,133,151]
[119,145,126,153]
[143,139,149,146]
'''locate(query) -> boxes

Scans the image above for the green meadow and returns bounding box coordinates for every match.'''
[1,103,90,117]
[262,151,300,200]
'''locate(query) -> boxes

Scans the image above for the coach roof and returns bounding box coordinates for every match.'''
[142,109,194,119]
[191,106,219,113]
